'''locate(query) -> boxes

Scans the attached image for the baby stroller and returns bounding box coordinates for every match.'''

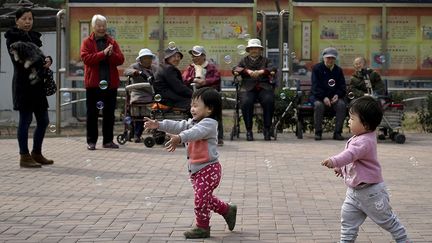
[117,78,190,147]
[377,98,406,144]
[117,77,154,146]
[347,75,405,144]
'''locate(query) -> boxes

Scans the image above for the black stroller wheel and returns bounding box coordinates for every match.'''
[395,134,406,144]
[144,137,155,148]
[390,131,398,141]
[378,134,386,140]
[117,134,127,145]
[154,131,166,145]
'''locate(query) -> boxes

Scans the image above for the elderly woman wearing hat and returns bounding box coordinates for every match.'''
[124,48,158,142]
[182,45,224,145]
[153,47,193,111]
[232,38,277,141]
[311,47,347,141]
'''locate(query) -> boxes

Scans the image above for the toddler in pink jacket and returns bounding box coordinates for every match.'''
[321,96,410,243]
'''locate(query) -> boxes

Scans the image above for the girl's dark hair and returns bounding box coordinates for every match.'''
[349,96,383,131]
[15,8,33,20]
[192,87,222,121]
[45,55,53,64]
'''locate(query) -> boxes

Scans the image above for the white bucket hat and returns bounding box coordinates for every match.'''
[246,38,263,52]
[136,48,155,61]
[188,45,206,57]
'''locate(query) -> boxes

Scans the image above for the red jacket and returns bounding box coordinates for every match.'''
[182,62,221,91]
[80,32,125,89]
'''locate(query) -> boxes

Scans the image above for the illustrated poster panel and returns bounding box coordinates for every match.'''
[292,6,432,80]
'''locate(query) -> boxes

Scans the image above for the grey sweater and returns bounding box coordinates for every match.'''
[159,118,219,174]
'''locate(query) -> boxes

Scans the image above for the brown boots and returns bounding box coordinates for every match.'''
[31,152,54,165]
[20,152,54,168]
[20,154,41,168]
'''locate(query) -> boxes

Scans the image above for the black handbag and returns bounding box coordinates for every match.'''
[44,69,57,96]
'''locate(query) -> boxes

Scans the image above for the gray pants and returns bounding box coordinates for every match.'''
[314,99,346,134]
[340,182,409,243]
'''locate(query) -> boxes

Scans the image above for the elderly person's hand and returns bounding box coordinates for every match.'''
[193,77,206,87]
[248,69,262,79]
[323,97,331,107]
[331,94,339,104]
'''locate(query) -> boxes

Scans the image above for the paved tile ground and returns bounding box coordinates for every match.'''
[0,132,431,242]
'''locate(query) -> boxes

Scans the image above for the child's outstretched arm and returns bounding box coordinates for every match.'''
[334,168,343,177]
[143,117,159,129]
[321,158,334,168]
[322,158,344,178]
[165,133,181,152]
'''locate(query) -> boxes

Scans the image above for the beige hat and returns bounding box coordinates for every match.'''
[136,48,155,61]
[245,38,263,52]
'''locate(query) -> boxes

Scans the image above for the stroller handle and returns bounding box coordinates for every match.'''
[125,83,153,92]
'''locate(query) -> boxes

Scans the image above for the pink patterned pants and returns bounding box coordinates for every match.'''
[190,162,229,229]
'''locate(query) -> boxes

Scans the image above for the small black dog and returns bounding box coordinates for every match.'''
[9,41,46,84]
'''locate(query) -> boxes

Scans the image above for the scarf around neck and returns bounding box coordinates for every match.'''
[192,60,208,78]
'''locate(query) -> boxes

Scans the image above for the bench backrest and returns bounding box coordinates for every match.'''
[295,80,313,107]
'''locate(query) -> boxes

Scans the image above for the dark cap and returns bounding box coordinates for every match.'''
[164,47,183,60]
[322,47,338,58]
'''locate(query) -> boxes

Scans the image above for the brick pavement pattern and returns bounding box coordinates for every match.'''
[0,133,431,242]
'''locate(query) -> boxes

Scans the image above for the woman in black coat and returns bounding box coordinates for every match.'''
[4,7,53,168]
[153,47,193,110]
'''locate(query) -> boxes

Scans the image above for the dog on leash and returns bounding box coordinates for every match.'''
[9,41,46,84]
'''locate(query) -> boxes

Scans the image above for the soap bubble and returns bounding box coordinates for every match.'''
[154,94,162,102]
[167,41,176,50]
[264,159,272,169]
[99,80,108,90]
[94,176,102,185]
[224,55,232,64]
[328,79,336,87]
[347,92,355,100]
[124,116,132,125]
[96,101,104,110]
[63,92,71,102]
[409,156,419,167]
[237,45,246,55]
[48,124,56,133]
[280,92,287,100]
